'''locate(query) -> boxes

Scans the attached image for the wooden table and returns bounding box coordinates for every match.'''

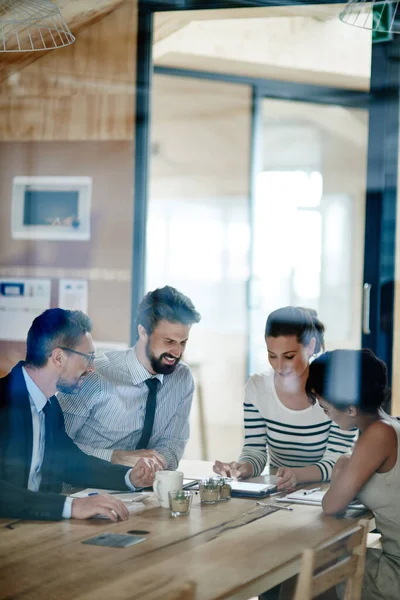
[0,462,374,600]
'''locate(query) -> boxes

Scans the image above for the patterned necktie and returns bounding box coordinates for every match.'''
[136,378,160,450]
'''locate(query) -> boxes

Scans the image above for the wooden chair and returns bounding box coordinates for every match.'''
[367,532,382,550]
[293,520,368,600]
[164,581,196,600]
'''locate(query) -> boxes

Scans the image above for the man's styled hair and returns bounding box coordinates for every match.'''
[26,308,92,368]
[137,286,201,334]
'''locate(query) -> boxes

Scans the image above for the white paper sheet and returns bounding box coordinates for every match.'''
[58,279,88,312]
[69,489,151,503]
[0,278,51,341]
[277,490,365,509]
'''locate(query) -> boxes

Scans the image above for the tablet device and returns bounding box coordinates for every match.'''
[230,481,277,498]
[82,533,146,548]
[182,478,200,490]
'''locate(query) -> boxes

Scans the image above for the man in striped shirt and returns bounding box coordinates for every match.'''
[59,286,201,472]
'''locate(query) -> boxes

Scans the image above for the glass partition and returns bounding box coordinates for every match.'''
[249,98,369,373]
[147,74,251,459]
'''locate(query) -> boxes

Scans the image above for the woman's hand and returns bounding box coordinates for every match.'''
[276,466,297,491]
[213,460,254,480]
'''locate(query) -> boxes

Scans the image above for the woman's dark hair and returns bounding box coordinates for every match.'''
[306,348,390,414]
[265,306,325,354]
[137,285,201,334]
[26,308,92,368]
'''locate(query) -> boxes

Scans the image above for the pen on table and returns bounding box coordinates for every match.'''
[256,501,293,512]
[88,492,99,496]
[303,488,320,496]
[270,503,293,512]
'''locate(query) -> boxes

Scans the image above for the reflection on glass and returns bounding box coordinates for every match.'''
[147,75,251,460]
[249,99,368,373]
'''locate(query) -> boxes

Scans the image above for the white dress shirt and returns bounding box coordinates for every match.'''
[22,368,134,520]
[22,368,73,518]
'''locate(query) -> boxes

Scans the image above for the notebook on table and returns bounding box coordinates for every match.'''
[276,489,365,509]
[69,489,151,502]
[69,489,151,518]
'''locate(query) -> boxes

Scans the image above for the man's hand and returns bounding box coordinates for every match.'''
[129,457,161,488]
[111,449,166,470]
[213,460,254,480]
[276,466,297,491]
[71,494,130,521]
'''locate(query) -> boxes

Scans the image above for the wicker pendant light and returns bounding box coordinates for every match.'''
[340,0,400,35]
[0,0,75,52]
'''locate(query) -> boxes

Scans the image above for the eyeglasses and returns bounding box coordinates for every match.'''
[59,347,96,366]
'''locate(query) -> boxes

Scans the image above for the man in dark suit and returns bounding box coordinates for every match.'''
[0,308,160,521]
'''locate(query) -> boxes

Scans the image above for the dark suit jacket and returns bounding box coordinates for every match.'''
[0,363,130,521]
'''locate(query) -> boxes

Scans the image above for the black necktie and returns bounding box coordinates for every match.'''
[136,378,160,450]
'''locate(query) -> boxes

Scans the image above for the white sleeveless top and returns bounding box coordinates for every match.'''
[358,411,400,558]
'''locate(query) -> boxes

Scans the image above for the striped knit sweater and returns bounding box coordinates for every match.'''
[239,371,357,481]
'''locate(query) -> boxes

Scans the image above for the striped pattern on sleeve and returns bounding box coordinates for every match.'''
[239,401,268,476]
[239,402,356,479]
[237,372,357,480]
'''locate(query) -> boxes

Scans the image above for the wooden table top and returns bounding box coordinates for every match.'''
[0,463,373,600]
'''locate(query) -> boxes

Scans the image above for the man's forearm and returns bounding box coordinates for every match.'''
[0,481,65,521]
[76,442,113,462]
[62,435,130,491]
[155,445,180,470]
[111,449,166,469]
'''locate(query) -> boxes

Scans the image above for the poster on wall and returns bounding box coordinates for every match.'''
[0,278,51,341]
[58,279,88,313]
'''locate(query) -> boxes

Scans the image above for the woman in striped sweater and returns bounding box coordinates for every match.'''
[213,306,357,491]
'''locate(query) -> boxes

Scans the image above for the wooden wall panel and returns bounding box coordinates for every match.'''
[0,94,135,140]
[0,140,135,375]
[0,0,129,82]
[0,1,137,141]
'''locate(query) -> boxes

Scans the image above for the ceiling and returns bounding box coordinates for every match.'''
[1,1,371,90]
[153,4,372,90]
[0,1,371,143]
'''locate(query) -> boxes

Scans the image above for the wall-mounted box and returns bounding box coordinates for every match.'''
[11,176,92,241]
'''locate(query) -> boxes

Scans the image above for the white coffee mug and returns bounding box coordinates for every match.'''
[153,471,184,508]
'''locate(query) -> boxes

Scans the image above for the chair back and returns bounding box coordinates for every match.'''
[293,520,368,600]
[164,581,196,600]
